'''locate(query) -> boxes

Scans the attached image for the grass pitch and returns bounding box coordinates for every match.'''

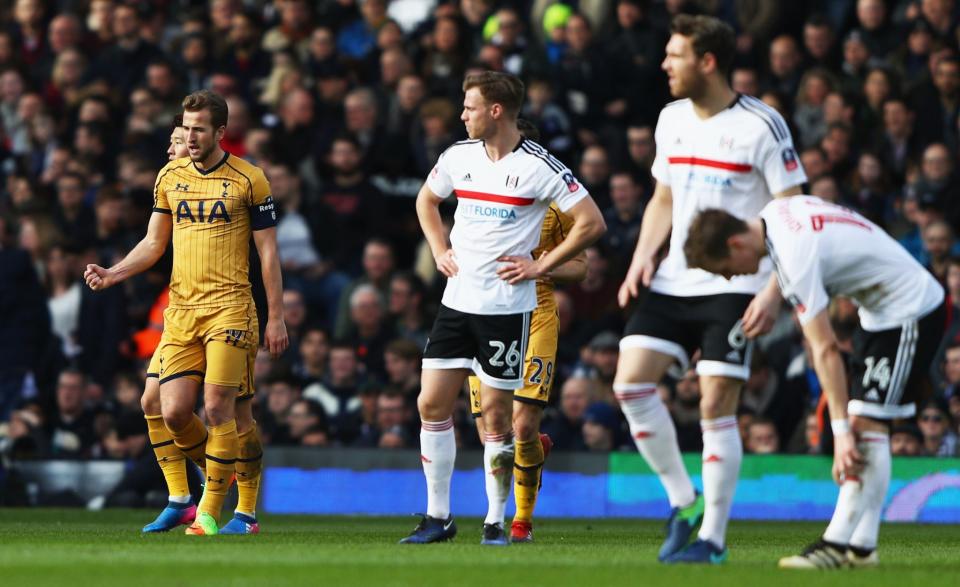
[0,509,958,586]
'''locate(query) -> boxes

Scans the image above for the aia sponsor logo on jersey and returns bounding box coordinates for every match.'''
[781,147,798,171]
[175,199,231,223]
[562,172,579,193]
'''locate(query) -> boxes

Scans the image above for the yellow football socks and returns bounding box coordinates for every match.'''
[145,415,190,499]
[198,419,239,522]
[235,425,263,515]
[170,414,208,474]
[513,437,545,523]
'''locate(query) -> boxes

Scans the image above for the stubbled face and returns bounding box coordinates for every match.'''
[181,109,223,163]
[705,238,762,280]
[167,126,188,160]
[662,34,705,99]
[460,87,495,140]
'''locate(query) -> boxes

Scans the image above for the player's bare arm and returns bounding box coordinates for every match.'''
[799,309,864,483]
[545,250,587,283]
[84,211,172,290]
[253,226,289,358]
[741,184,804,337]
[618,182,673,307]
[496,197,605,285]
[416,182,458,277]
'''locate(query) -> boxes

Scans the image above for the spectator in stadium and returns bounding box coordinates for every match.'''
[355,390,411,448]
[388,271,429,349]
[745,418,780,454]
[268,160,348,328]
[793,68,836,148]
[268,87,317,169]
[47,368,96,459]
[577,144,612,208]
[0,402,47,459]
[554,13,614,147]
[45,244,82,360]
[344,284,394,380]
[520,77,573,160]
[582,331,620,404]
[803,14,839,70]
[911,55,960,149]
[306,340,366,443]
[671,368,703,453]
[383,339,422,400]
[294,326,330,388]
[282,288,309,365]
[623,123,655,195]
[845,151,895,228]
[890,423,924,456]
[922,220,955,284]
[582,401,621,452]
[853,0,899,58]
[542,375,594,451]
[218,9,271,94]
[92,3,165,95]
[337,0,388,60]
[0,214,50,421]
[262,0,313,59]
[602,171,645,270]
[286,399,330,447]
[918,399,958,456]
[260,373,301,446]
[767,35,804,105]
[890,17,935,86]
[315,134,387,273]
[565,245,621,335]
[799,145,831,183]
[876,97,921,185]
[334,238,395,339]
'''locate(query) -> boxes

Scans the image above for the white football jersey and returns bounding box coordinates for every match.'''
[426,139,588,315]
[760,196,944,331]
[651,94,807,296]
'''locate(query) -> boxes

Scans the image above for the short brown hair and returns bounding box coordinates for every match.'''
[462,71,524,117]
[181,90,228,129]
[671,14,736,76]
[684,209,748,271]
[385,339,421,362]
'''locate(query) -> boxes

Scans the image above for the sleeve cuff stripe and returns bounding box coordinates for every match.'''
[153,207,172,214]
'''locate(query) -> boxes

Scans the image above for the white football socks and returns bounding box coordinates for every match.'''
[615,383,696,508]
[420,418,456,519]
[698,416,742,548]
[826,431,891,549]
[483,432,515,526]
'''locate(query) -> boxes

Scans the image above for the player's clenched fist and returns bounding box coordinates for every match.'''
[84,264,114,291]
[434,249,459,278]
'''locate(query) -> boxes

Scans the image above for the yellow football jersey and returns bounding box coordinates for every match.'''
[153,153,274,309]
[533,203,575,307]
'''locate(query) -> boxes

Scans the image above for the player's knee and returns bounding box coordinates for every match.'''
[512,407,541,441]
[161,405,191,432]
[140,384,160,416]
[417,393,448,421]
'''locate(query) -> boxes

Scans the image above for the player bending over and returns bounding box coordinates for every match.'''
[614,14,806,564]
[468,118,586,543]
[86,90,287,536]
[401,71,605,546]
[685,196,944,569]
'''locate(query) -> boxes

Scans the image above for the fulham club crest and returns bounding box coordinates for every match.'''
[505,175,519,190]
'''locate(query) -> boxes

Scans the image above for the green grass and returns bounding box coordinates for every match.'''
[0,510,958,586]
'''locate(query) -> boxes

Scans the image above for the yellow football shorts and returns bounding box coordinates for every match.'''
[154,303,258,399]
[469,301,558,417]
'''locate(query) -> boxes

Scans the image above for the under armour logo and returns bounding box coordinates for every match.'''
[175,183,190,191]
[703,454,723,463]
[634,431,654,439]
[420,455,432,464]
[207,476,224,484]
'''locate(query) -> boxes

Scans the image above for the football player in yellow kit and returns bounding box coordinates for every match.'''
[86,91,287,535]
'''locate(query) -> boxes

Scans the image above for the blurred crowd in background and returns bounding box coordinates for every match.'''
[2,0,960,481]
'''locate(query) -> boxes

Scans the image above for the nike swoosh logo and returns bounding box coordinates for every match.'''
[443,519,453,530]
